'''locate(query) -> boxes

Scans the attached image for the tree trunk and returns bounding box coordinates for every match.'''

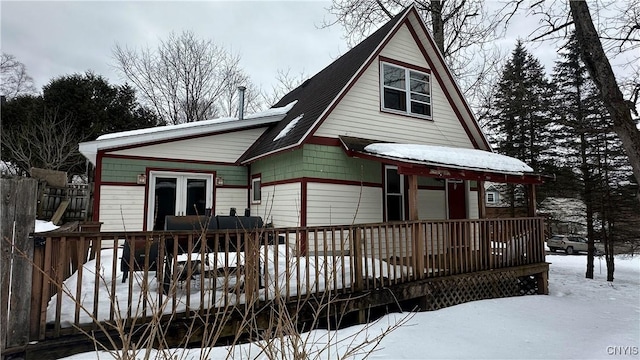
[603,225,615,282]
[431,0,445,54]
[569,1,640,191]
[582,133,595,279]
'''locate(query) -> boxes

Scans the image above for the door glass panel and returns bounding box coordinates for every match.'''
[387,195,403,221]
[186,179,206,216]
[386,167,401,194]
[154,177,177,230]
[385,166,404,221]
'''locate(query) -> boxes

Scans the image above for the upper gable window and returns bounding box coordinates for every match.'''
[381,62,431,118]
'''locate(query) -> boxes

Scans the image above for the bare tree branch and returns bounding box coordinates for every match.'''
[1,108,80,175]
[0,53,37,99]
[113,31,261,125]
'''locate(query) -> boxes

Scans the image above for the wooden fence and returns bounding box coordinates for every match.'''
[37,183,91,223]
[1,178,38,356]
[25,217,545,341]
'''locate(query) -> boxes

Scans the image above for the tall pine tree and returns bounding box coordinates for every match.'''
[551,33,636,281]
[486,41,554,212]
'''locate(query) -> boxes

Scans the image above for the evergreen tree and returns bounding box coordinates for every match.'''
[1,72,159,177]
[551,33,636,281]
[486,41,554,212]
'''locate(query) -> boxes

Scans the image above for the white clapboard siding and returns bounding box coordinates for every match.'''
[110,128,267,163]
[252,183,302,228]
[418,189,446,219]
[306,183,383,227]
[99,185,145,231]
[305,183,382,255]
[214,188,248,216]
[468,190,479,219]
[315,23,473,149]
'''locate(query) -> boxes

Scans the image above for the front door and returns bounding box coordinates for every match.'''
[447,179,466,219]
[147,171,214,230]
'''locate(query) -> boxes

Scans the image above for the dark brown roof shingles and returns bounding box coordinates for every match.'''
[239,7,408,163]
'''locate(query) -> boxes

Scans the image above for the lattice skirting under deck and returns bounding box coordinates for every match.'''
[424,271,541,310]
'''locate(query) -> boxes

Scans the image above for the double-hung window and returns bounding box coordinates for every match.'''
[381,62,431,118]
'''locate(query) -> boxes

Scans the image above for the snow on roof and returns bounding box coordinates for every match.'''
[97,101,297,141]
[364,143,534,174]
[79,101,297,165]
[273,114,303,142]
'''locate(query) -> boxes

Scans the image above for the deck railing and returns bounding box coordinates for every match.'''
[29,217,545,340]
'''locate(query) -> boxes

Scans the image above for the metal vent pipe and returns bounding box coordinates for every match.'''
[238,86,246,120]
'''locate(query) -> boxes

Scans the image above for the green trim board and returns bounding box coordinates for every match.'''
[100,157,248,185]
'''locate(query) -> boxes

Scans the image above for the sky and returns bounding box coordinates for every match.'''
[0,1,566,96]
[1,1,635,106]
[1,1,347,93]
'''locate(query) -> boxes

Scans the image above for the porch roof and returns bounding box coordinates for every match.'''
[339,136,545,184]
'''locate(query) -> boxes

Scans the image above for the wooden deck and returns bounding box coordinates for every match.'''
[8,217,548,359]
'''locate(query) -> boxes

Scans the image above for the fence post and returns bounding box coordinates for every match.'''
[1,177,38,352]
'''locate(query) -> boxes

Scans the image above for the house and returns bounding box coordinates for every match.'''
[17,8,550,354]
[483,181,531,218]
[79,5,543,234]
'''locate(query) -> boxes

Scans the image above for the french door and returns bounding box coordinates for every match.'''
[147,171,214,230]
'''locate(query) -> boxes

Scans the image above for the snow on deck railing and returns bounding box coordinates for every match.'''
[32,217,545,336]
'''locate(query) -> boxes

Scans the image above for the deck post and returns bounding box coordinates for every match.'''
[527,184,537,217]
[536,270,549,295]
[407,175,423,277]
[352,227,363,292]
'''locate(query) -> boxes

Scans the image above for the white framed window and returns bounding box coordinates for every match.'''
[147,171,214,231]
[251,176,261,204]
[486,191,498,204]
[380,61,431,118]
[385,165,404,221]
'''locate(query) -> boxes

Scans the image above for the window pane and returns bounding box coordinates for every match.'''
[410,71,428,82]
[154,178,177,230]
[186,179,206,216]
[410,93,429,103]
[410,101,430,116]
[383,64,405,89]
[386,167,401,194]
[387,195,403,221]
[252,179,261,202]
[410,80,428,94]
[383,88,406,111]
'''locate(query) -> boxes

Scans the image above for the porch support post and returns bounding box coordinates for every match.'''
[528,184,537,217]
[408,175,419,221]
[477,181,486,219]
[407,175,424,276]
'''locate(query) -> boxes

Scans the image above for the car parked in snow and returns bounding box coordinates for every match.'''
[547,235,603,255]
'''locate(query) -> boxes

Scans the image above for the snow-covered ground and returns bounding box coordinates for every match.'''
[62,253,640,359]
